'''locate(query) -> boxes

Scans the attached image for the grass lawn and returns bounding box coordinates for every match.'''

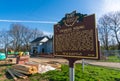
[30,64,120,81]
[100,56,120,62]
[1,63,120,81]
[107,56,120,62]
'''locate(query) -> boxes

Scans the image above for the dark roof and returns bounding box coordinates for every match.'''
[49,36,53,40]
[31,36,49,43]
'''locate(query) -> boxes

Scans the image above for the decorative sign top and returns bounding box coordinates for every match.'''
[54,11,100,59]
[58,11,87,27]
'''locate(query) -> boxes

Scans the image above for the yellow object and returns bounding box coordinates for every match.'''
[19,52,23,56]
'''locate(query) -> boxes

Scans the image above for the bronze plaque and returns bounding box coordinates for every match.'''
[54,11,99,59]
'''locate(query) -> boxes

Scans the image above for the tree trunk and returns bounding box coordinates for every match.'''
[118,43,120,50]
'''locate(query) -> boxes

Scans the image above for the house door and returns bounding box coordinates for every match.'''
[33,47,38,56]
[42,48,44,53]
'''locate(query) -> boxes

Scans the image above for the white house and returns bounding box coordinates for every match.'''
[30,36,53,56]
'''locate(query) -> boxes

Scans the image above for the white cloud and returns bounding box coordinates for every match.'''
[103,0,120,12]
[0,19,57,24]
[99,0,120,17]
[43,31,53,36]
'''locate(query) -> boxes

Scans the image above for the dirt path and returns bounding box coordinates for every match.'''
[30,57,68,64]
[85,61,120,69]
[9,57,120,69]
[30,57,120,69]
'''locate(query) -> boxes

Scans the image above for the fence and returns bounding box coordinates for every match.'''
[101,50,120,62]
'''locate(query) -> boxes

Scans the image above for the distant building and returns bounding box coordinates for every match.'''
[30,36,53,56]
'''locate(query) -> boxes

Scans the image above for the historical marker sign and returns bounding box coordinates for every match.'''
[54,11,100,59]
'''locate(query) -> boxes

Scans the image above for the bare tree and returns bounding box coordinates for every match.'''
[9,23,44,51]
[106,12,120,50]
[22,27,43,51]
[0,30,12,57]
[9,24,24,51]
[31,28,43,40]
[98,14,111,50]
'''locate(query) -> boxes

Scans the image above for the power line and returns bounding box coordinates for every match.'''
[0,19,57,24]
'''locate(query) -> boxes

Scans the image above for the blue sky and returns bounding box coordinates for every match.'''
[0,0,120,35]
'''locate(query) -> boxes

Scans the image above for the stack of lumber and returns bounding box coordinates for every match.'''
[25,61,56,73]
[7,69,17,81]
[7,68,28,81]
[25,61,40,72]
[25,61,49,73]
[12,64,37,74]
[10,69,28,79]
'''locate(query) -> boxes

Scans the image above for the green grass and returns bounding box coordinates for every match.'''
[29,64,120,81]
[107,56,120,62]
[100,56,120,62]
[75,64,120,81]
[0,73,2,77]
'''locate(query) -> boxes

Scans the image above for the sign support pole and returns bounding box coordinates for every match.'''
[68,59,76,81]
[82,59,84,72]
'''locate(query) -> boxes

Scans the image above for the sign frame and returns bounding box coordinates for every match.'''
[54,11,100,60]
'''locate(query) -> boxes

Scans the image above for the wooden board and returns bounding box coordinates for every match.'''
[10,69,28,79]
[7,69,17,81]
[12,64,37,74]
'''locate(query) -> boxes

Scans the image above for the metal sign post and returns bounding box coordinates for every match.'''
[68,59,76,81]
[82,59,85,72]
